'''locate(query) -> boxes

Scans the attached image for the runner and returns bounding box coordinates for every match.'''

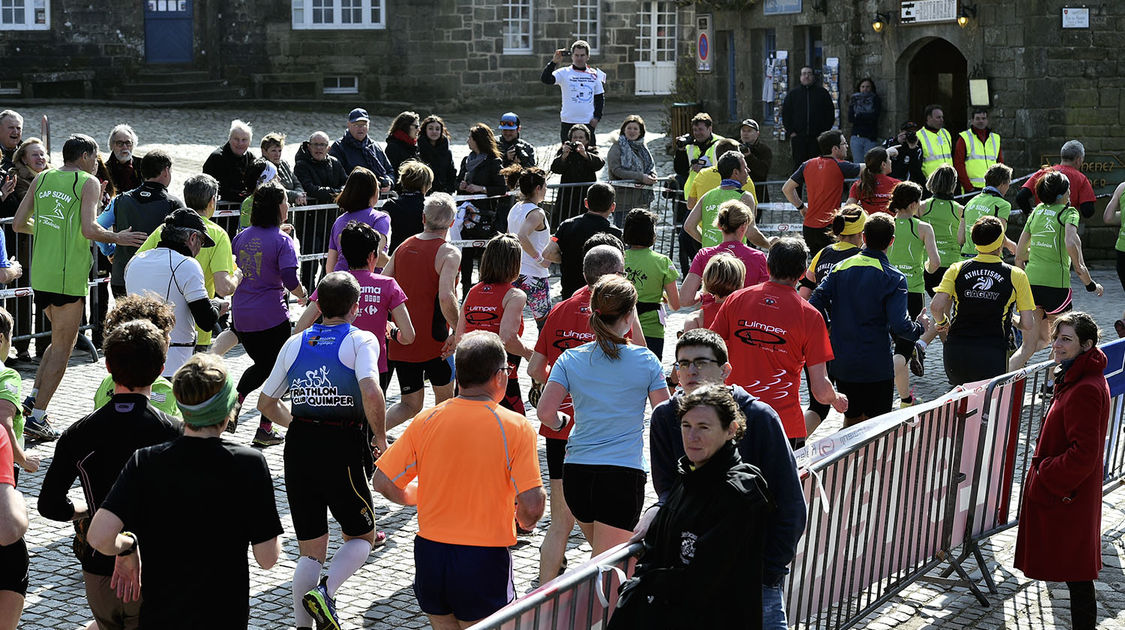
[13,134,147,442]
[886,181,941,406]
[931,216,1036,384]
[679,199,769,307]
[91,295,180,416]
[960,164,1016,258]
[682,252,745,333]
[257,272,387,630]
[537,274,670,557]
[684,151,770,250]
[454,234,534,413]
[1014,171,1103,364]
[1102,181,1125,334]
[0,423,29,630]
[918,164,964,297]
[846,146,899,215]
[503,166,553,329]
[325,166,391,274]
[37,319,182,630]
[230,181,308,446]
[0,309,35,483]
[623,208,680,359]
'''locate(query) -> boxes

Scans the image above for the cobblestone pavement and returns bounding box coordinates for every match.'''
[6,102,1125,628]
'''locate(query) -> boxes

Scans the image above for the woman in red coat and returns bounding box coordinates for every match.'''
[1014,311,1108,630]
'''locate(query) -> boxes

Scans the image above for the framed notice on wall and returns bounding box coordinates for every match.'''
[900,0,957,24]
[1062,7,1090,28]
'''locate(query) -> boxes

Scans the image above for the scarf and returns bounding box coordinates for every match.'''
[616,134,654,175]
[462,152,487,185]
[392,129,418,146]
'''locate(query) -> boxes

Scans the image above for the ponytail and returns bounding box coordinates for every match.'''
[858,147,888,198]
[588,275,637,360]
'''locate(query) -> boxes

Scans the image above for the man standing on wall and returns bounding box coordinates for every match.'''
[541,41,605,144]
[781,66,836,171]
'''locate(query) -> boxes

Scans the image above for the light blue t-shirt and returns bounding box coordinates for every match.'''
[548,342,666,471]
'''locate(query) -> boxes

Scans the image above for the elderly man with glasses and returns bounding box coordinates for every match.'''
[294,131,348,204]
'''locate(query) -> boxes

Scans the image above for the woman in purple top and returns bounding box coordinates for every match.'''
[231,181,309,447]
[325,166,391,274]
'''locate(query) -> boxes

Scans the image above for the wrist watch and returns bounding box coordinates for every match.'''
[118,531,138,557]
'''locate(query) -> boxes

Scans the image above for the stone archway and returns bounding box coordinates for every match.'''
[897,37,968,132]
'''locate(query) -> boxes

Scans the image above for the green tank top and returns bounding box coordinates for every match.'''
[888,215,924,293]
[698,187,742,247]
[1024,202,1079,288]
[32,169,96,296]
[961,191,1012,256]
[1115,194,1125,252]
[920,197,962,267]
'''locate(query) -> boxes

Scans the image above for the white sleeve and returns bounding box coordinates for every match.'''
[594,69,606,95]
[261,334,303,398]
[179,258,209,303]
[340,329,381,380]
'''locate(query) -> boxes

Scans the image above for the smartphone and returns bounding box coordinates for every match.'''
[561,50,571,57]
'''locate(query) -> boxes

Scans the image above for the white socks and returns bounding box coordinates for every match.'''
[326,539,373,596]
[293,556,322,628]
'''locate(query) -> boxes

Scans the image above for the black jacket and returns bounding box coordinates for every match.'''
[384,190,425,253]
[294,142,348,204]
[329,131,395,187]
[274,158,305,204]
[202,142,255,202]
[384,134,419,178]
[610,443,772,630]
[550,145,604,184]
[455,154,506,238]
[498,135,538,169]
[883,137,925,184]
[418,137,457,194]
[782,84,836,137]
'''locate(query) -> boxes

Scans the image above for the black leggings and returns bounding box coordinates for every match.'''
[1066,580,1096,630]
[234,320,292,396]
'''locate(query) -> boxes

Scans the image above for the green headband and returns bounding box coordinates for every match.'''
[176,375,238,427]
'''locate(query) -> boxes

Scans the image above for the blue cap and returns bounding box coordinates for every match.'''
[498,112,520,130]
[348,108,370,123]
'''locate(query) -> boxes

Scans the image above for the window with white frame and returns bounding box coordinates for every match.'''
[503,0,532,54]
[292,0,384,29]
[323,76,359,94]
[0,0,48,30]
[637,1,676,62]
[574,0,599,54]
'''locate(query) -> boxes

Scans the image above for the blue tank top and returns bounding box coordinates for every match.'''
[287,322,365,427]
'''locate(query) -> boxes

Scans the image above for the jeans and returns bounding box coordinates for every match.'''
[850,135,880,162]
[762,581,789,630]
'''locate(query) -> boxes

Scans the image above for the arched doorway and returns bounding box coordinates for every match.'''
[907,38,967,133]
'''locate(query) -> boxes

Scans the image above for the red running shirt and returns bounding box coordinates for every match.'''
[464,282,524,379]
[848,173,900,215]
[533,286,596,439]
[1023,165,1096,208]
[388,235,446,363]
[710,281,833,438]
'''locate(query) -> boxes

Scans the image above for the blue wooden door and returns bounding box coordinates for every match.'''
[144,0,193,64]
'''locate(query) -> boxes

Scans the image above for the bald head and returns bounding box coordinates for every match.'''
[583,244,625,286]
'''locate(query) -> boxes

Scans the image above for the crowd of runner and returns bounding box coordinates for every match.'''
[0,50,1117,629]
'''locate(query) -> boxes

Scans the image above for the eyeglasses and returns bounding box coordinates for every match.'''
[113,140,134,147]
[410,123,420,129]
[310,142,329,148]
[674,358,720,371]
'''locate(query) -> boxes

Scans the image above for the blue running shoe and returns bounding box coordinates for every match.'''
[302,576,342,630]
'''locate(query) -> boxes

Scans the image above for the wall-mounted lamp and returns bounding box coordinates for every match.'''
[872,12,890,33]
[958,4,977,28]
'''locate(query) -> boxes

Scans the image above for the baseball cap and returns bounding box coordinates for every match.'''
[498,112,520,130]
[348,108,370,123]
[165,208,216,247]
[740,118,760,131]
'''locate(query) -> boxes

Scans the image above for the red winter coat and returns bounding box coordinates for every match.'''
[1014,347,1109,581]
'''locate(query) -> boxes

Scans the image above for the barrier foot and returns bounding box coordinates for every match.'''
[76,333,98,363]
[942,552,991,607]
[970,543,1000,594]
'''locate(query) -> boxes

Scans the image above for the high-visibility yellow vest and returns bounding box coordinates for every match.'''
[918,127,953,179]
[959,129,1001,188]
[685,133,724,193]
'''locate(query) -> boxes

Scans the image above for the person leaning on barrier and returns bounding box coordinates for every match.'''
[614,384,774,630]
[673,112,724,199]
[385,160,433,254]
[294,131,348,204]
[541,181,622,300]
[105,123,142,194]
[203,118,255,203]
[739,118,772,204]
[606,114,657,218]
[1017,139,1097,220]
[330,107,395,191]
[685,138,753,214]
[456,123,507,292]
[1014,311,1109,630]
[261,132,307,206]
[931,216,1036,385]
[550,123,605,225]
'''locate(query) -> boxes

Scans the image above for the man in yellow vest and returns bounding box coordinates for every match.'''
[953,109,1003,193]
[918,104,953,181]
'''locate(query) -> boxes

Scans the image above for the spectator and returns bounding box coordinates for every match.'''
[417,115,457,194]
[330,107,395,190]
[537,274,671,557]
[294,131,348,204]
[37,319,182,630]
[383,193,461,430]
[541,182,622,299]
[550,123,605,226]
[685,150,769,249]
[809,214,929,426]
[374,331,545,627]
[606,114,657,223]
[646,335,803,628]
[782,130,864,255]
[623,208,679,359]
[230,182,308,447]
[1017,140,1097,219]
[325,166,391,274]
[90,294,180,416]
[257,271,388,630]
[883,122,924,185]
[384,160,433,254]
[4,138,44,361]
[105,123,142,194]
[782,66,836,170]
[125,209,226,378]
[385,110,421,177]
[504,166,553,327]
[261,132,307,206]
[542,40,605,142]
[681,252,745,333]
[86,354,283,629]
[0,420,29,628]
[202,119,255,202]
[680,199,769,307]
[918,104,953,182]
[954,109,1003,193]
[847,77,882,163]
[846,146,899,215]
[107,150,187,296]
[497,112,537,169]
[14,134,145,443]
[455,123,506,294]
[8,137,48,208]
[739,118,773,204]
[0,110,22,171]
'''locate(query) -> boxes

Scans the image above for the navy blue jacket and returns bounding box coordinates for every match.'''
[809,248,924,382]
[329,132,395,188]
[650,385,806,585]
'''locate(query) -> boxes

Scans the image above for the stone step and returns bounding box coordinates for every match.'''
[130,69,212,84]
[108,85,246,103]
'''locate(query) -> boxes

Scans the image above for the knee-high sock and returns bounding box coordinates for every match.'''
[326,539,373,597]
[293,556,323,627]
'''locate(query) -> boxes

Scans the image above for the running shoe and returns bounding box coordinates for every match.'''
[302,576,342,630]
[21,395,35,419]
[899,392,921,409]
[909,342,925,377]
[25,414,60,441]
[373,530,387,548]
[252,426,284,447]
[226,396,243,434]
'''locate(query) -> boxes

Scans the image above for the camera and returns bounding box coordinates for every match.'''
[738,142,750,154]
[566,141,580,150]
[676,134,694,150]
[904,131,918,144]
